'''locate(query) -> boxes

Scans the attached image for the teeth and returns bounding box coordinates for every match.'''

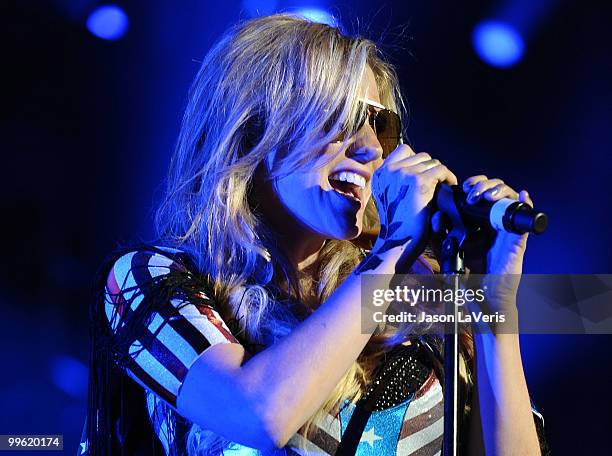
[330,171,366,189]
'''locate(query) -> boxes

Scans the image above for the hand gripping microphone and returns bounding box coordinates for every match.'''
[435,184,548,235]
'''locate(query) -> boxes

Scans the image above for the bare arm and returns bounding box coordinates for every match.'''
[467,324,541,455]
[177,147,457,451]
[460,177,541,455]
[177,244,405,451]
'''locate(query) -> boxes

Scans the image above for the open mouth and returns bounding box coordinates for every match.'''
[328,171,365,205]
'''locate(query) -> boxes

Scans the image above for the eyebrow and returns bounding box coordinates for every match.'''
[360,97,386,110]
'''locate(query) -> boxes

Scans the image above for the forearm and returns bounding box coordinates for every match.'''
[238,244,407,447]
[468,320,540,455]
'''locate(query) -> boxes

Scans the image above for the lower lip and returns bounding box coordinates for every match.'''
[331,187,362,209]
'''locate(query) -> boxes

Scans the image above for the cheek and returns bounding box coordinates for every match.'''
[275,172,324,211]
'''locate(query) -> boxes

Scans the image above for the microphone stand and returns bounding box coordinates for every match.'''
[436,185,469,456]
[434,183,546,455]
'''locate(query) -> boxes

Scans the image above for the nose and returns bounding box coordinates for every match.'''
[346,122,383,164]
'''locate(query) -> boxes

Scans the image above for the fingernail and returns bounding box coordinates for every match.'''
[468,191,480,202]
[489,188,499,196]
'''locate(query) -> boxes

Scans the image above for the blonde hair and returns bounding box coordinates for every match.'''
[155,13,471,454]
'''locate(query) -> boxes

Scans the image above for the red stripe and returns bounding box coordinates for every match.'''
[399,396,443,439]
[410,434,443,456]
[127,360,178,408]
[414,370,437,400]
[106,266,126,317]
[198,306,238,343]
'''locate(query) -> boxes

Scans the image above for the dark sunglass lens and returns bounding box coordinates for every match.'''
[375,110,401,158]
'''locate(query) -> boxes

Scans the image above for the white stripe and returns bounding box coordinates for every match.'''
[130,293,144,310]
[154,318,199,368]
[113,252,138,301]
[317,413,342,441]
[148,313,166,334]
[396,417,443,455]
[110,251,144,310]
[148,253,175,278]
[286,433,330,455]
[171,298,233,345]
[403,379,443,420]
[129,343,181,396]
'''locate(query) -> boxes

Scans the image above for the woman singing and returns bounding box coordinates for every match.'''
[84,13,547,455]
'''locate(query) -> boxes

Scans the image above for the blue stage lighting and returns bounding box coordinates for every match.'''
[86,4,129,41]
[294,8,336,27]
[50,355,88,398]
[472,20,525,68]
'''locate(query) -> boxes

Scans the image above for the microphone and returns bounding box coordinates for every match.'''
[435,184,548,235]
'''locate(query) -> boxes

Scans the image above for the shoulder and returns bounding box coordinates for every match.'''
[100,244,215,328]
[103,245,204,296]
[107,245,193,282]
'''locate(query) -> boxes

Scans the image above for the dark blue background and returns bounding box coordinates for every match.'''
[1,0,611,453]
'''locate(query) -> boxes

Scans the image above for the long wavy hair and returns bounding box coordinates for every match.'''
[155,13,473,454]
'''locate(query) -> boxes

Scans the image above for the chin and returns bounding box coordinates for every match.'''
[325,221,362,241]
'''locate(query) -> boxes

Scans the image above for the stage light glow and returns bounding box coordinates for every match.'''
[472,20,525,68]
[242,0,278,16]
[86,4,129,41]
[50,355,88,398]
[294,8,336,27]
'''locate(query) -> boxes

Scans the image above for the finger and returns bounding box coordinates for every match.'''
[389,151,433,169]
[467,178,504,203]
[519,190,533,206]
[384,143,416,165]
[463,175,488,193]
[407,158,440,174]
[482,183,519,202]
[421,164,458,186]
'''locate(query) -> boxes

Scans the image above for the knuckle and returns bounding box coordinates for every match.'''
[400,144,415,154]
[383,162,395,172]
[435,164,449,175]
[413,171,426,182]
[398,166,411,176]
[418,181,431,195]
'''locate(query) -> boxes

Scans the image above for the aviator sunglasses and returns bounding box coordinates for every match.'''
[331,98,403,159]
